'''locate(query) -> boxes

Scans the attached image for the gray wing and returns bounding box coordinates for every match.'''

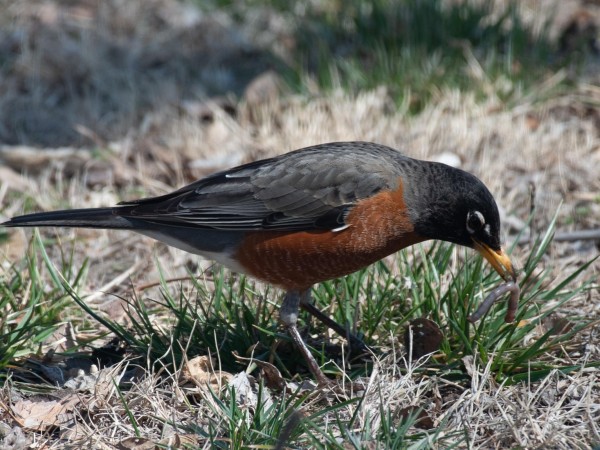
[118,142,406,231]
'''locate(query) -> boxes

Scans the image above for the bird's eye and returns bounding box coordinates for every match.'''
[466,210,485,234]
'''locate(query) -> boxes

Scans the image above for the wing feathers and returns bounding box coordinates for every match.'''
[116,142,405,232]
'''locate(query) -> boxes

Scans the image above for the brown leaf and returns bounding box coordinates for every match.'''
[404,318,443,359]
[180,355,233,390]
[397,406,435,430]
[233,352,286,391]
[115,437,155,450]
[11,395,80,431]
[542,314,574,336]
[159,434,200,448]
[255,360,286,391]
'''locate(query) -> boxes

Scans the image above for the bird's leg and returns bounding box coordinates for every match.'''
[299,291,371,354]
[280,290,330,386]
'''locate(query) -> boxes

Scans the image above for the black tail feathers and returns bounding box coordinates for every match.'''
[2,208,134,230]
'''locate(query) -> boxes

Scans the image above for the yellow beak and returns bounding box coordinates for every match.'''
[472,240,516,281]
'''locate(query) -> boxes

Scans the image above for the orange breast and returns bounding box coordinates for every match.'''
[234,180,425,290]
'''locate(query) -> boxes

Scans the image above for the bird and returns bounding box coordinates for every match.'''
[2,141,516,385]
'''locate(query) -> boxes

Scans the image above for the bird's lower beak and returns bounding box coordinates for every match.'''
[473,240,516,282]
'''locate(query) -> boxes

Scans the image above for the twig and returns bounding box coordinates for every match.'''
[85,260,143,303]
[529,182,536,237]
[516,228,600,245]
[136,274,214,291]
[135,275,198,292]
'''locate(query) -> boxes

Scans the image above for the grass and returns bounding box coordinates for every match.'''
[208,0,570,112]
[0,0,598,447]
[0,251,71,372]
[1,210,596,447]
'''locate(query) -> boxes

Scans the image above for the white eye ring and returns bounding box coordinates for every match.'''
[466,210,485,234]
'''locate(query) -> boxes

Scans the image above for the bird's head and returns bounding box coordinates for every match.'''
[406,161,516,282]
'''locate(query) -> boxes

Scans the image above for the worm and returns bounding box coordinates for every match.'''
[468,281,520,323]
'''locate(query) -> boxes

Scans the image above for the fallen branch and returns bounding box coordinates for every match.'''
[516,228,600,245]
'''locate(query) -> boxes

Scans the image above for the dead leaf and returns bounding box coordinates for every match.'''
[542,314,574,336]
[11,395,80,431]
[229,372,257,406]
[233,352,316,393]
[86,365,126,411]
[180,355,233,390]
[0,424,27,449]
[115,437,155,450]
[233,352,286,391]
[255,360,286,391]
[228,371,275,413]
[159,434,200,448]
[397,406,435,430]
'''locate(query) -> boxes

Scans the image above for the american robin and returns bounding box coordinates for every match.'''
[2,141,516,385]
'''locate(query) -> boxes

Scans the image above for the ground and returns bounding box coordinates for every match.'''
[0,0,599,449]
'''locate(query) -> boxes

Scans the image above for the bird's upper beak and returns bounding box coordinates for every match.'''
[472,240,516,282]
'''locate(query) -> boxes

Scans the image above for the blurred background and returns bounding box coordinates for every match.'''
[1,1,598,145]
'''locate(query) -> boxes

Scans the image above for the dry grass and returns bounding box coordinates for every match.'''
[1,0,599,448]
